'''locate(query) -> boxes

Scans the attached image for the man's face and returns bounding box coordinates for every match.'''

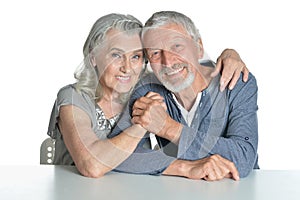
[143,23,203,93]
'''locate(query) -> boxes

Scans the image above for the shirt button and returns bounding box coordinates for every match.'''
[245,137,249,140]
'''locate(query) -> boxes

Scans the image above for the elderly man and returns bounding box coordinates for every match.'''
[111,11,258,181]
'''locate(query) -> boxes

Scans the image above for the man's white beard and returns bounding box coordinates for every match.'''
[159,70,195,93]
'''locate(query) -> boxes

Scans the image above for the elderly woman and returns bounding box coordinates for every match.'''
[47,13,249,178]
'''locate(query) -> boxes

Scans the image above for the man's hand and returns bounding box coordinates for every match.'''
[211,48,249,92]
[163,154,240,181]
[131,92,181,143]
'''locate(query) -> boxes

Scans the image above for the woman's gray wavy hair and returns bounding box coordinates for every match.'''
[143,11,201,43]
[74,13,144,103]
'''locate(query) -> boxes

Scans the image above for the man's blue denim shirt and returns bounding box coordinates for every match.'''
[110,69,259,178]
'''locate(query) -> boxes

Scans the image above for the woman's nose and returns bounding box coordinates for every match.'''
[120,58,131,73]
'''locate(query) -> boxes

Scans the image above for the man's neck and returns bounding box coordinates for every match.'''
[173,72,207,111]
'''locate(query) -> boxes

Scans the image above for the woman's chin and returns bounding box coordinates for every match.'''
[113,85,132,94]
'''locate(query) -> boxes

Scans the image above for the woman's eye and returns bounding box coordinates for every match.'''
[112,53,121,58]
[132,54,141,60]
[130,54,142,63]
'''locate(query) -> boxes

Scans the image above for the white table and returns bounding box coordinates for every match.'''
[0,165,299,200]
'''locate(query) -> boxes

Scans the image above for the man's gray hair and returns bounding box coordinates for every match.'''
[74,13,143,101]
[143,11,201,42]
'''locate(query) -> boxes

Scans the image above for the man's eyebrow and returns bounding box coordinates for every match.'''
[146,48,160,51]
[133,49,144,53]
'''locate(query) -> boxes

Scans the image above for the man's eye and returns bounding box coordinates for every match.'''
[173,44,184,52]
[152,50,161,57]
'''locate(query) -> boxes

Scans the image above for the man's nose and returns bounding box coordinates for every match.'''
[161,50,176,67]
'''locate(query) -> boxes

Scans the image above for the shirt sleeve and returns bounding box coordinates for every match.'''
[47,84,96,138]
[177,73,259,178]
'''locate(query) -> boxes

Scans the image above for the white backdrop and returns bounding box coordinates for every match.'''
[0,0,299,169]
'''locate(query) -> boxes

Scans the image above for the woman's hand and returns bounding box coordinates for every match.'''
[211,48,249,91]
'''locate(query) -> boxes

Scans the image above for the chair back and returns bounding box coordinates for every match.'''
[40,138,56,164]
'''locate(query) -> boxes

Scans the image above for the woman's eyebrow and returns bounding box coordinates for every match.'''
[110,48,143,53]
[110,47,124,52]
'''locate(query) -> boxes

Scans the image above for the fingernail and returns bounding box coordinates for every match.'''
[220,86,224,92]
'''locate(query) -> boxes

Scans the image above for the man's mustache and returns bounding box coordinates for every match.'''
[160,63,188,74]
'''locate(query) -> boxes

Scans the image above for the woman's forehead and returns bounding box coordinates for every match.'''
[103,29,143,52]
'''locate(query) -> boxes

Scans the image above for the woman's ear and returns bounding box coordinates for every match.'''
[91,55,97,67]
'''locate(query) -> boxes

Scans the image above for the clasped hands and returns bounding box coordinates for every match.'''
[131,92,239,181]
[131,92,179,142]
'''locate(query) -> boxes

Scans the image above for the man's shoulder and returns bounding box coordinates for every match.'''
[233,72,257,91]
[227,72,258,101]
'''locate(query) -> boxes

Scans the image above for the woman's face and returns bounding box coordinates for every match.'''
[92,29,144,94]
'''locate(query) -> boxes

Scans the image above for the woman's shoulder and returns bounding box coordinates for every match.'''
[57,83,76,95]
[55,83,95,114]
[55,83,84,105]
[56,83,81,100]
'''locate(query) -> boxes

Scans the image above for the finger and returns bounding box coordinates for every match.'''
[133,97,152,110]
[138,96,154,104]
[214,160,232,180]
[145,92,161,98]
[228,70,241,90]
[150,95,164,101]
[131,116,138,125]
[225,173,233,179]
[161,102,167,111]
[211,58,222,77]
[203,168,219,181]
[210,168,224,181]
[131,116,145,126]
[211,154,238,180]
[242,66,249,82]
[222,159,240,181]
[205,156,226,181]
[133,101,147,110]
[230,168,240,181]
[132,108,143,117]
[146,92,164,100]
[204,174,216,181]
[219,68,235,92]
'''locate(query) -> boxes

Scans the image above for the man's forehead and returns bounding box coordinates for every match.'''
[142,26,193,49]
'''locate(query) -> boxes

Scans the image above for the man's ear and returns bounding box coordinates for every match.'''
[197,38,204,59]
